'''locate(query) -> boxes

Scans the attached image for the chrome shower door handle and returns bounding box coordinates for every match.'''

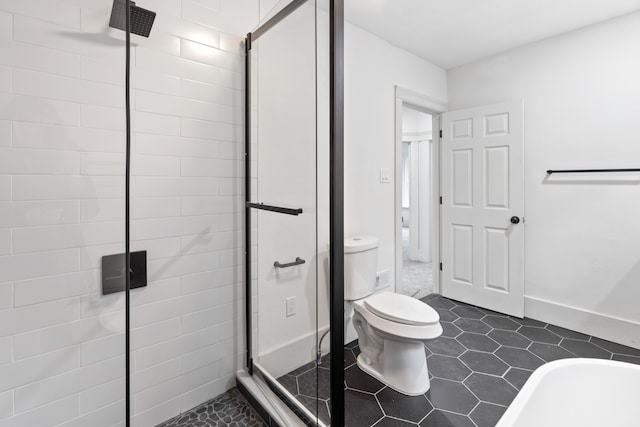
[274,257,306,269]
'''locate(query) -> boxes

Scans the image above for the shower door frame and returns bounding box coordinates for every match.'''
[243,0,344,425]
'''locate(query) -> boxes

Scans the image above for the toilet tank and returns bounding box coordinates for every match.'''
[344,236,379,301]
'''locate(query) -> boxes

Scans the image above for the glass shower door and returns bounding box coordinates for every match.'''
[248,0,330,424]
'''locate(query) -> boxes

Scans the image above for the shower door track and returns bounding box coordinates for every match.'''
[253,362,330,427]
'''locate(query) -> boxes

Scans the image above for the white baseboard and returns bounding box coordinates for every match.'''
[258,326,330,378]
[525,296,640,350]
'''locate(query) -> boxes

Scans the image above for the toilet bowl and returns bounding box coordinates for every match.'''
[344,236,442,395]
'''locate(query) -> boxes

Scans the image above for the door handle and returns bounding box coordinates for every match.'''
[510,216,520,225]
[274,257,306,269]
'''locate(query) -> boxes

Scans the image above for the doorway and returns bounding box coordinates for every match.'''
[394,87,447,301]
[399,106,434,298]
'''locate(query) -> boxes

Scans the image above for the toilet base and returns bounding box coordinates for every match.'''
[356,338,430,396]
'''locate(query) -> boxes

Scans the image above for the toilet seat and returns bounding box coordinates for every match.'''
[364,292,439,326]
[352,297,442,341]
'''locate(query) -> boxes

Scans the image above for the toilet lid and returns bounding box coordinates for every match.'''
[364,292,439,326]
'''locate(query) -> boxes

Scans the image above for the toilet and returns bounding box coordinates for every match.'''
[345,236,442,395]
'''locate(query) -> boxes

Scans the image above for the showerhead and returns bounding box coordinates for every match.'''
[109,0,156,38]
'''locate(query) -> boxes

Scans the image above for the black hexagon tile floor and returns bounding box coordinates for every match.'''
[162,294,640,427]
[274,293,640,427]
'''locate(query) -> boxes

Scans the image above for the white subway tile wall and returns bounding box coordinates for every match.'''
[0,0,255,426]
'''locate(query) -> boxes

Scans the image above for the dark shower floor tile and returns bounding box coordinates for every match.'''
[270,294,640,427]
[156,388,266,427]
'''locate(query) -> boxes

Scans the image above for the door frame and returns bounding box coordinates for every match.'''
[394,87,447,295]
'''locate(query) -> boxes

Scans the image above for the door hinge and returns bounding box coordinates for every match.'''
[439,262,443,271]
[439,196,443,205]
[439,129,443,138]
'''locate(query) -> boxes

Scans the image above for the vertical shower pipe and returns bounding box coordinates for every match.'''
[329,0,345,424]
[124,0,132,424]
[244,32,253,375]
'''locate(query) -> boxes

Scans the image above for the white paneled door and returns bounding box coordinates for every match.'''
[441,102,524,317]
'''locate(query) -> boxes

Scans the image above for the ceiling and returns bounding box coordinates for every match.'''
[344,0,640,69]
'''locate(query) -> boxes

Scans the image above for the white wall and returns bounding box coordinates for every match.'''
[402,106,432,135]
[448,11,640,348]
[344,23,447,292]
[0,0,257,425]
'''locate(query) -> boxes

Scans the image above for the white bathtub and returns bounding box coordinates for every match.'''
[496,359,640,427]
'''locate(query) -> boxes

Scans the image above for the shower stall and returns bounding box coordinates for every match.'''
[0,0,343,426]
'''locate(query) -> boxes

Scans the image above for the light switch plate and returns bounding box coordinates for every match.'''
[380,168,390,183]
